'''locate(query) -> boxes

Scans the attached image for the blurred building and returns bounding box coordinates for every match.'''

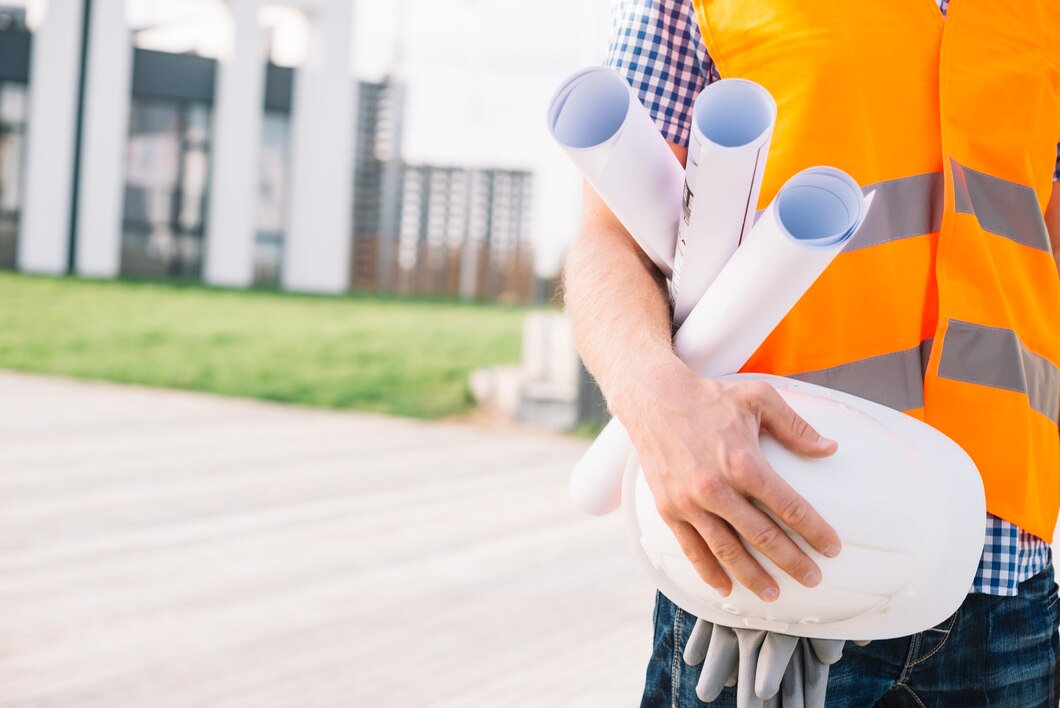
[0,7,28,270]
[389,163,534,303]
[0,1,535,302]
[350,79,534,302]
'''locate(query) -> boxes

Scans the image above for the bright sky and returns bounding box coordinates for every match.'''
[19,0,615,276]
[353,0,613,276]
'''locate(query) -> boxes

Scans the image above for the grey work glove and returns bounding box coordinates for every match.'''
[683,619,864,707]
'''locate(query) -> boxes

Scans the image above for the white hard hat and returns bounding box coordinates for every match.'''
[623,373,986,641]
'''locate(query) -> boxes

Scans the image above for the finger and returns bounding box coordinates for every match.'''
[735,629,767,708]
[672,521,732,595]
[694,513,780,602]
[697,624,739,702]
[808,638,845,666]
[854,640,871,647]
[780,642,805,708]
[738,682,764,708]
[755,632,798,699]
[725,660,738,688]
[745,458,842,558]
[801,640,831,707]
[763,694,781,708]
[712,487,823,588]
[683,619,713,666]
[753,383,837,458]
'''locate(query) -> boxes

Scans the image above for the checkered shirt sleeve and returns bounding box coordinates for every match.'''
[604,0,1060,176]
[603,0,717,147]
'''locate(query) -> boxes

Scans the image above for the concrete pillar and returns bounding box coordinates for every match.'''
[203,0,265,288]
[19,0,85,275]
[75,0,132,279]
[282,0,355,293]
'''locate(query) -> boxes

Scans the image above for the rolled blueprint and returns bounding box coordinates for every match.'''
[570,167,876,516]
[548,67,684,276]
[669,80,776,326]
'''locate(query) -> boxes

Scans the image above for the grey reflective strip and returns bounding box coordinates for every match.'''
[919,338,934,379]
[950,159,1053,253]
[845,172,944,253]
[753,172,942,250]
[791,340,932,412]
[937,320,1060,424]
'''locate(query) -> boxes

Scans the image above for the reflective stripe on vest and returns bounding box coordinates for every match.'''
[755,172,944,251]
[791,340,933,413]
[951,160,1054,253]
[818,319,1060,425]
[847,172,944,252]
[938,320,1060,424]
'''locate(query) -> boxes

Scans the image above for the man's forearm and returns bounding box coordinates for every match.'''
[562,184,841,601]
[563,184,682,420]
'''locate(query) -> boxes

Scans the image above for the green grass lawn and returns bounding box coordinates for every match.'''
[0,273,532,419]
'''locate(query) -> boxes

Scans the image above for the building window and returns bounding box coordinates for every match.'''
[0,80,27,269]
[350,79,535,303]
[120,98,212,279]
[253,110,290,287]
[351,79,405,291]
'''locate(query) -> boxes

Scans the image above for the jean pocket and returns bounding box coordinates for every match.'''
[909,610,958,667]
[1023,566,1058,608]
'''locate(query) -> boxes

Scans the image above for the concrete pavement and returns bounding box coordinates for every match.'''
[0,372,653,707]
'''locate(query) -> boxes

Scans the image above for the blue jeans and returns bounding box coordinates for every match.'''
[641,566,1060,707]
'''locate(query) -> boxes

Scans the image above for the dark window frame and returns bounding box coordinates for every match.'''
[120,96,214,279]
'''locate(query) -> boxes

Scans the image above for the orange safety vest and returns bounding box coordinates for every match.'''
[690,0,1060,541]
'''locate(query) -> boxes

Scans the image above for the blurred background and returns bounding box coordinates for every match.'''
[0,0,613,294]
[0,1,652,706]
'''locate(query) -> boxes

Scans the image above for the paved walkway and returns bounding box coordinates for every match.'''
[0,373,653,707]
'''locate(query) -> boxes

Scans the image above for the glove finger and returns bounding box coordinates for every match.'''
[779,643,805,708]
[683,619,713,666]
[755,632,798,699]
[697,625,739,703]
[762,694,781,708]
[735,629,768,708]
[726,661,739,687]
[737,681,765,708]
[854,640,871,647]
[808,638,845,666]
[802,640,831,708]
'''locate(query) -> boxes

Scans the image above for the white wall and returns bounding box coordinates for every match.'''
[203,0,265,288]
[75,0,132,279]
[282,0,356,293]
[19,0,84,275]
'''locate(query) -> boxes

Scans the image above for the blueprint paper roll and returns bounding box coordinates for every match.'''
[674,167,871,373]
[548,67,684,276]
[570,167,876,516]
[670,80,776,326]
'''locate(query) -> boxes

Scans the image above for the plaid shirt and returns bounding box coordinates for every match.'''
[605,0,1053,596]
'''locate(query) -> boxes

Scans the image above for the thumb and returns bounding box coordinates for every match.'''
[755,385,837,458]
[756,632,799,698]
[808,638,846,666]
[697,625,739,702]
[683,619,713,666]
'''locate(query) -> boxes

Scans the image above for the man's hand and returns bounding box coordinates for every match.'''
[611,359,841,601]
[564,141,839,600]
